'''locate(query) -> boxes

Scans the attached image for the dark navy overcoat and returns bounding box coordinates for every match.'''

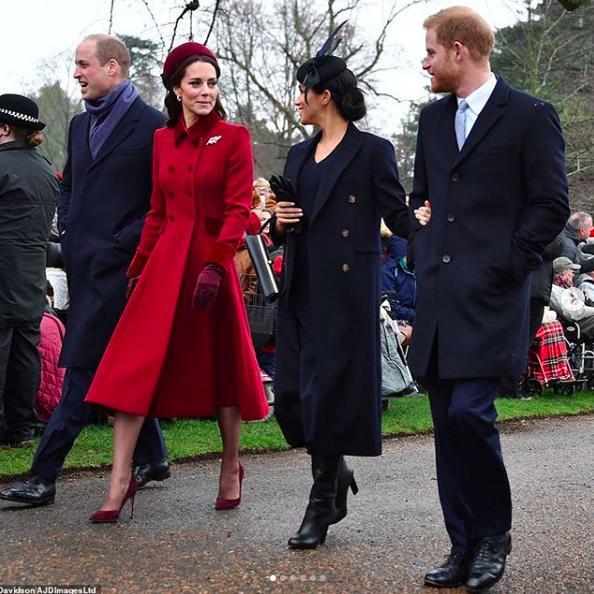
[408,78,569,379]
[273,123,409,456]
[57,97,164,368]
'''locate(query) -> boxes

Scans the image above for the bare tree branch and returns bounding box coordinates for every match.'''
[108,0,116,34]
[136,0,166,49]
[214,0,433,171]
[203,0,221,45]
[169,1,201,52]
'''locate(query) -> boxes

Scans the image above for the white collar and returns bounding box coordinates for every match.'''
[457,73,497,115]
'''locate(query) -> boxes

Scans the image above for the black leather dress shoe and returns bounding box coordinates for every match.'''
[465,533,511,592]
[0,432,34,447]
[424,549,471,588]
[133,460,171,489]
[0,475,56,506]
[1,437,34,447]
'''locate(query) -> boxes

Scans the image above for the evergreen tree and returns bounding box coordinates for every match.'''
[34,82,81,170]
[119,34,165,111]
[492,0,593,209]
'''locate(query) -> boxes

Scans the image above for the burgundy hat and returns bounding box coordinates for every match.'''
[161,42,219,89]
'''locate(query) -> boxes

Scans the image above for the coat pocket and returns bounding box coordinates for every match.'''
[204,216,223,236]
[479,144,515,156]
[112,146,145,157]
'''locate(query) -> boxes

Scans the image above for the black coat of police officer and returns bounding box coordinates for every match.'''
[0,94,57,446]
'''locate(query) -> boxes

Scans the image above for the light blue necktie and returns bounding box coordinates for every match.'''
[455,99,469,150]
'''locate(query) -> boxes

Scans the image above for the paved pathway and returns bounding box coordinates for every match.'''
[1,415,593,593]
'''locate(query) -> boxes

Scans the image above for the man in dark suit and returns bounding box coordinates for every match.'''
[408,7,569,591]
[0,34,169,507]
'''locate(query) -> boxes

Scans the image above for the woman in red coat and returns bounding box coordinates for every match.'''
[85,42,268,522]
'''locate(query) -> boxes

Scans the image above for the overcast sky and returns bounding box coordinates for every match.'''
[0,0,524,131]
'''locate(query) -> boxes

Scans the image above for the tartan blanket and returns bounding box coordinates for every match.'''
[527,321,574,384]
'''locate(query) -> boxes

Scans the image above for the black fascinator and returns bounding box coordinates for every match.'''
[296,21,348,90]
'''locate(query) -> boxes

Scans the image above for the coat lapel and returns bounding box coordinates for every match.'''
[439,94,459,164]
[283,134,317,197]
[451,78,510,170]
[280,135,317,298]
[311,123,362,223]
[71,113,93,168]
[89,98,144,170]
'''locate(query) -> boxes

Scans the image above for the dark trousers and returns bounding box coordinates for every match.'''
[0,323,41,440]
[256,351,276,379]
[425,348,511,552]
[529,301,546,343]
[32,367,167,482]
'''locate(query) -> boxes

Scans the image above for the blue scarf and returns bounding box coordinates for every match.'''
[85,80,139,158]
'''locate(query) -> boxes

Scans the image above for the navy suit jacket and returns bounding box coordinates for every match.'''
[408,77,569,378]
[58,97,165,368]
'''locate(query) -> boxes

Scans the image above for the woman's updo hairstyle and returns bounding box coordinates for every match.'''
[296,49,366,122]
[318,68,366,122]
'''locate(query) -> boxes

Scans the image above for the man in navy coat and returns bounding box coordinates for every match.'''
[0,34,169,507]
[408,7,569,591]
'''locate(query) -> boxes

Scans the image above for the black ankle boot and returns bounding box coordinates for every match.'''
[333,456,359,525]
[288,455,340,549]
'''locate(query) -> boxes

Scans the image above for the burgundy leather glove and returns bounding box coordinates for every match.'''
[126,277,139,300]
[192,263,225,310]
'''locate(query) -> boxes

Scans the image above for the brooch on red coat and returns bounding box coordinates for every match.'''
[206,135,222,146]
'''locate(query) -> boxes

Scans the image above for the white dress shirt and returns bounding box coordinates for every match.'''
[457,73,497,138]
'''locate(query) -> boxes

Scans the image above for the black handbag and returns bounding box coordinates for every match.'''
[244,218,280,302]
[246,296,277,350]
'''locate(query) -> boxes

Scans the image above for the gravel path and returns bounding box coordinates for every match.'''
[1,415,592,593]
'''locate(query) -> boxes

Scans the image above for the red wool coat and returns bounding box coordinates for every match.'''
[85,112,268,420]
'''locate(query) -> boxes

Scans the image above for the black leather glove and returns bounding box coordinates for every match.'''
[269,175,298,202]
[269,175,302,233]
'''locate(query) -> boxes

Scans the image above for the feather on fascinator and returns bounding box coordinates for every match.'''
[296,21,348,90]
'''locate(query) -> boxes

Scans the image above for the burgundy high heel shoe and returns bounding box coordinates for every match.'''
[89,477,138,523]
[215,462,244,510]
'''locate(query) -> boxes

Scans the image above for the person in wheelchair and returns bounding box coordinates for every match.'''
[550,257,594,339]
[575,256,594,305]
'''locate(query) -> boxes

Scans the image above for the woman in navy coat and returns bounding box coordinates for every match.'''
[271,39,410,549]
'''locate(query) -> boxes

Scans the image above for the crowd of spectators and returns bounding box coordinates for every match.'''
[549,213,594,337]
[521,211,594,393]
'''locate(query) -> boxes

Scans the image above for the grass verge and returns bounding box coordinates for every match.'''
[1,390,593,479]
